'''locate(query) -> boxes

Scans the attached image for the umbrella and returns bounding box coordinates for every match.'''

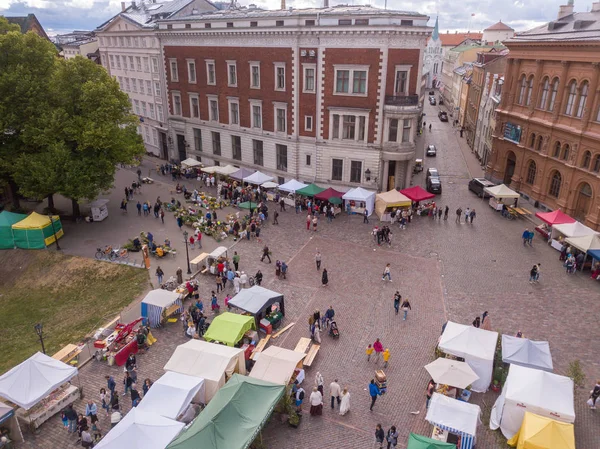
[328,197,342,205]
[424,358,479,389]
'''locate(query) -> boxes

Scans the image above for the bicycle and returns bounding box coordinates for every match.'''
[95,246,128,261]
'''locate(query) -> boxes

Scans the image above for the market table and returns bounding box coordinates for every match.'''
[16,384,79,429]
[432,426,449,442]
[52,344,81,365]
[294,337,311,354]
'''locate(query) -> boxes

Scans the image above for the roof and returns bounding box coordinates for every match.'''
[508,412,575,449]
[249,346,306,385]
[426,393,481,436]
[141,289,180,307]
[432,16,439,40]
[485,20,514,31]
[5,14,49,39]
[227,286,283,315]
[11,212,58,230]
[508,9,600,43]
[202,312,255,346]
[439,32,482,46]
[501,335,553,372]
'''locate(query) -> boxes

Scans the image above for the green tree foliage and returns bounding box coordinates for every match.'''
[0,16,21,34]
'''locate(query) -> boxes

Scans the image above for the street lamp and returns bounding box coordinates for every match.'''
[34,323,46,354]
[182,230,192,275]
[48,213,61,251]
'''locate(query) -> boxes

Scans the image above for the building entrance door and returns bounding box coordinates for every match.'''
[574,183,592,222]
[159,132,168,160]
[176,134,186,162]
[388,160,396,190]
[504,151,516,185]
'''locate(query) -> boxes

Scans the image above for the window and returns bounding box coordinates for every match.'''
[275,64,285,90]
[157,105,164,122]
[401,119,411,143]
[124,77,130,91]
[136,56,142,71]
[305,19,315,26]
[141,101,147,116]
[172,93,182,115]
[116,56,121,69]
[276,144,287,171]
[576,81,588,118]
[109,55,115,68]
[332,114,340,139]
[401,19,413,26]
[185,23,191,29]
[304,65,316,93]
[229,100,239,125]
[131,78,137,92]
[338,19,352,25]
[355,19,369,25]
[152,57,159,73]
[231,136,242,161]
[205,23,211,29]
[306,154,311,166]
[227,62,237,87]
[209,99,219,122]
[553,141,561,158]
[394,69,409,95]
[133,37,138,47]
[548,78,559,111]
[139,79,145,94]
[252,104,262,129]
[170,59,178,82]
[388,119,398,142]
[193,128,202,152]
[227,22,234,28]
[211,132,221,155]
[276,108,286,133]
[146,80,151,95]
[593,155,600,173]
[582,150,591,168]
[141,37,146,47]
[134,100,140,114]
[564,80,577,116]
[335,70,350,93]
[250,63,260,88]
[562,144,570,161]
[119,37,124,47]
[342,115,356,139]
[187,60,196,83]
[143,57,149,72]
[276,20,284,26]
[352,70,367,94]
[153,129,158,146]
[128,56,134,69]
[334,68,367,95]
[190,95,200,118]
[206,61,215,85]
[526,161,536,185]
[331,159,343,181]
[350,161,362,183]
[253,140,263,165]
[250,21,258,27]
[539,77,549,109]
[305,115,313,131]
[149,103,155,119]
[548,171,562,198]
[154,81,161,96]
[526,76,534,106]
[529,133,536,148]
[518,75,526,104]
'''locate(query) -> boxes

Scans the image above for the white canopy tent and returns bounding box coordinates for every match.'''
[261,181,279,189]
[181,158,202,168]
[342,187,376,216]
[501,335,553,372]
[551,221,599,240]
[424,358,479,389]
[244,171,274,185]
[490,364,575,439]
[483,184,520,199]
[141,289,183,328]
[278,179,308,193]
[425,393,481,449]
[164,340,246,402]
[564,233,600,252]
[438,322,498,392]
[218,165,240,176]
[0,352,78,410]
[137,372,205,419]
[201,166,221,174]
[249,346,305,385]
[0,401,23,442]
[94,408,184,449]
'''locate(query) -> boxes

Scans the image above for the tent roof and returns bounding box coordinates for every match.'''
[407,433,457,449]
[261,181,279,189]
[209,246,228,258]
[181,158,202,167]
[483,184,520,199]
[95,408,184,449]
[296,183,326,197]
[141,289,181,308]
[424,358,479,389]
[425,393,481,436]
[0,352,78,410]
[278,179,308,193]
[227,286,283,315]
[504,365,575,422]
[167,374,284,449]
[438,321,498,361]
[342,187,376,201]
[201,165,221,174]
[535,210,575,226]
[314,187,345,201]
[553,221,599,238]
[377,189,413,206]
[0,211,27,227]
[0,401,13,420]
[564,233,600,252]
[202,312,255,346]
[508,412,575,449]
[501,335,553,371]
[588,248,600,260]
[249,346,305,385]
[244,171,274,185]
[164,340,245,381]
[11,212,58,230]
[400,186,435,202]
[218,165,240,175]
[230,168,256,180]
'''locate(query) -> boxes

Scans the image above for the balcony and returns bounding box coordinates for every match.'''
[385,95,419,106]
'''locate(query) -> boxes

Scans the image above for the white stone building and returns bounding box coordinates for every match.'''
[482,21,514,45]
[423,16,443,89]
[62,38,99,60]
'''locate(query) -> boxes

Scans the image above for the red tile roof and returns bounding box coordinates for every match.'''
[439,32,483,46]
[484,21,514,31]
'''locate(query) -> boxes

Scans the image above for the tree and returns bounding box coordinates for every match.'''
[0,17,21,34]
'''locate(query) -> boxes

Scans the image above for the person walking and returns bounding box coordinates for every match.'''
[364,209,369,224]
[589,379,600,409]
[306,213,312,230]
[189,235,195,250]
[136,201,142,216]
[105,375,116,397]
[323,305,335,328]
[309,387,323,416]
[142,202,149,217]
[273,210,279,225]
[261,245,271,263]
[401,298,412,320]
[373,338,384,363]
[444,205,449,220]
[470,208,476,223]
[383,348,391,368]
[393,292,401,315]
[464,207,471,224]
[375,424,385,449]
[160,208,165,224]
[155,266,164,286]
[65,404,78,434]
[369,380,381,411]
[315,249,322,270]
[366,344,374,361]
[534,262,541,282]
[100,388,110,416]
[233,252,240,271]
[426,379,435,408]
[312,215,318,232]
[137,168,142,182]
[456,207,462,223]
[329,379,341,409]
[216,274,223,293]
[529,265,538,284]
[339,387,351,416]
[386,426,399,449]
[295,386,305,413]
[522,229,530,246]
[438,207,443,220]
[321,268,328,287]
[120,198,128,213]
[130,384,141,407]
[315,372,324,396]
[382,263,392,281]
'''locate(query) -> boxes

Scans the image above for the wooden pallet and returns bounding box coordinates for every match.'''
[271,322,294,339]
[251,335,271,360]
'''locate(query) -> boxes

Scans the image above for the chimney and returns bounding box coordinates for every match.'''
[131,1,136,8]
[558,0,574,19]
[121,1,126,11]
[324,0,329,7]
[592,1,600,11]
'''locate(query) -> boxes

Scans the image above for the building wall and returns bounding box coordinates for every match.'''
[423,38,443,88]
[482,29,514,45]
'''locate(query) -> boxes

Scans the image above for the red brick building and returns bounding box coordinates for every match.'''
[158,5,430,190]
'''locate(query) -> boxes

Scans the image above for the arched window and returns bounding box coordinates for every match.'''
[548,171,562,198]
[562,144,570,161]
[539,77,550,109]
[526,161,537,184]
[529,133,536,148]
[593,154,600,173]
[564,80,577,116]
[576,81,589,118]
[536,135,543,152]
[526,76,534,106]
[553,141,561,158]
[518,75,527,105]
[581,150,591,168]
[548,78,559,111]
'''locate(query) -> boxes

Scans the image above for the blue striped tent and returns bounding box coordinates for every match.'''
[141,289,183,328]
[425,393,481,449]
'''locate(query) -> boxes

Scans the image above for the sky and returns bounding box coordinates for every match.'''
[0,0,596,36]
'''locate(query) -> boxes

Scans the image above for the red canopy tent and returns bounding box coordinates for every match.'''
[400,186,435,202]
[314,187,344,201]
[535,210,576,226]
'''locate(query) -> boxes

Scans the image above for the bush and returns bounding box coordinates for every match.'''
[567,360,585,388]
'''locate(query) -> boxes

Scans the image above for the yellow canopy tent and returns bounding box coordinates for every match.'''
[375,189,412,220]
[12,212,63,249]
[507,412,575,449]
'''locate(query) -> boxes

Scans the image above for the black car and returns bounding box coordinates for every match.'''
[426,145,437,157]
[426,167,439,180]
[427,177,442,194]
[438,111,448,122]
[468,178,496,198]
[429,96,437,105]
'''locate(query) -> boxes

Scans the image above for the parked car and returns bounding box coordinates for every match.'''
[429,96,437,105]
[426,145,437,157]
[427,176,442,194]
[429,90,435,95]
[468,177,496,198]
[426,168,439,180]
[438,111,448,122]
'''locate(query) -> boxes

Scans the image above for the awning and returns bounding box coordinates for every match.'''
[230,168,256,181]
[202,312,256,346]
[296,183,326,197]
[407,433,456,449]
[261,181,279,189]
[181,158,202,168]
[314,187,345,201]
[501,335,553,372]
[424,358,479,389]
[507,412,575,449]
[249,346,305,385]
[227,286,284,316]
[279,179,308,193]
[244,171,274,185]
[552,221,598,240]
[483,184,520,199]
[425,393,481,449]
[218,165,240,176]
[400,186,436,202]
[342,188,376,216]
[564,233,600,253]
[141,289,183,328]
[535,210,575,226]
[137,371,205,419]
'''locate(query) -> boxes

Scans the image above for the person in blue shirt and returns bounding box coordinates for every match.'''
[369,379,381,411]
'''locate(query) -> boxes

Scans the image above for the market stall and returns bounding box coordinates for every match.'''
[296,183,326,197]
[244,171,274,185]
[490,364,575,439]
[278,179,309,207]
[137,371,205,419]
[190,246,228,273]
[0,401,23,443]
[201,165,221,174]
[425,358,479,389]
[342,187,376,216]
[0,352,79,429]
[314,187,344,202]
[438,321,498,393]
[375,190,412,221]
[230,168,256,181]
[141,289,183,328]
[0,211,26,249]
[550,221,599,251]
[534,209,575,241]
[249,346,305,385]
[217,165,240,176]
[400,185,436,203]
[164,340,246,402]
[166,374,285,449]
[501,335,553,372]
[227,286,285,331]
[11,212,63,249]
[89,199,109,222]
[94,408,184,449]
[202,312,256,347]
[407,433,456,449]
[483,184,520,210]
[425,392,481,449]
[181,158,202,168]
[507,412,575,449]
[565,234,600,270]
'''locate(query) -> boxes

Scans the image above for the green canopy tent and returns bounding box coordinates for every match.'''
[0,211,27,249]
[167,374,285,449]
[296,183,326,197]
[12,212,63,249]
[328,197,343,205]
[202,312,256,347]
[407,433,456,449]
[238,201,256,210]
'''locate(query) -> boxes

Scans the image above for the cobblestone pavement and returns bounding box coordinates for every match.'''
[15,96,600,449]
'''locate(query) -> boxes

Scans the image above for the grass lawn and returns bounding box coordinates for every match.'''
[0,249,150,374]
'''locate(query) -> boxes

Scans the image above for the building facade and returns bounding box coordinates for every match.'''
[96,0,216,158]
[487,1,600,229]
[158,5,430,191]
[423,17,443,89]
[475,74,503,167]
[62,38,99,60]
[5,14,49,39]
[482,21,514,44]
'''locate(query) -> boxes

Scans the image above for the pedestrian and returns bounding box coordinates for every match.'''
[330,379,341,408]
[120,198,128,213]
[142,378,152,396]
[176,215,183,230]
[110,391,119,411]
[240,271,248,288]
[312,215,318,232]
[131,384,141,407]
[481,311,492,331]
[373,338,384,362]
[534,262,541,282]
[295,386,305,413]
[306,213,311,230]
[366,344,374,361]
[76,414,88,443]
[529,265,538,283]
[160,208,165,224]
[369,380,381,411]
[375,424,385,449]
[464,207,471,223]
[426,379,435,408]
[393,292,401,315]
[472,316,481,328]
[216,274,223,293]
[273,210,279,225]
[233,251,240,271]
[65,404,78,434]
[589,379,600,409]
[99,388,109,416]
[383,348,391,368]
[61,410,69,430]
[315,371,324,396]
[438,207,443,220]
[323,305,335,328]
[137,168,142,182]
[386,426,399,449]
[105,375,116,397]
[429,123,432,132]
[176,267,183,284]
[189,235,195,249]
[261,245,271,263]
[522,229,530,246]
[315,249,322,270]
[279,198,286,212]
[364,209,369,224]
[81,428,94,448]
[211,291,220,312]
[309,387,323,416]
[401,298,412,320]
[123,371,133,396]
[444,205,449,220]
[91,420,102,442]
[321,268,328,287]
[85,399,98,427]
[339,387,351,416]
[142,202,149,216]
[382,263,392,281]
[254,270,263,286]
[233,274,241,294]
[136,201,142,216]
[456,207,462,223]
[155,266,164,285]
[527,229,534,246]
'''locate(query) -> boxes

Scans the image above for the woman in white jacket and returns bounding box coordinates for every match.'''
[309,387,323,416]
[339,387,351,416]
